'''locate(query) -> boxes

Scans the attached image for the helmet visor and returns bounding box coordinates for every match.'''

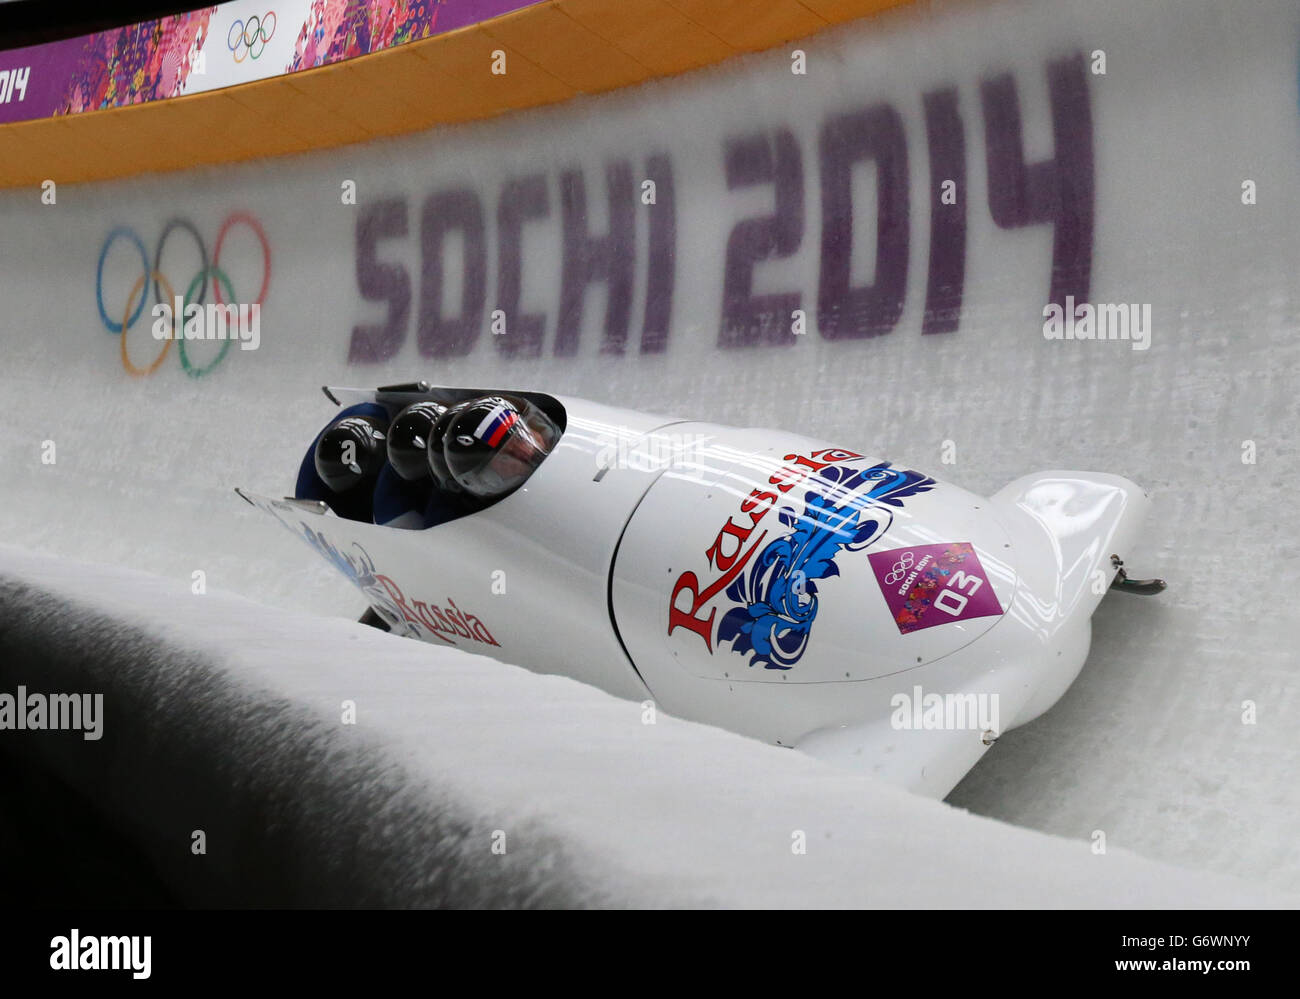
[455,420,552,497]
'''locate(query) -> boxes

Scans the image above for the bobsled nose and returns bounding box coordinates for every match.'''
[991,471,1154,628]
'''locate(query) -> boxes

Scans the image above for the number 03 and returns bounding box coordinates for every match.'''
[935,571,983,617]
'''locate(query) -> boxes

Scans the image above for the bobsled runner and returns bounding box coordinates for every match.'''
[238,382,1165,799]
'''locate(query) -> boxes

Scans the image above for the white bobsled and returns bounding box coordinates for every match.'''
[239,383,1164,799]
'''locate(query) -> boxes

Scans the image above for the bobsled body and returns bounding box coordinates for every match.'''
[241,384,1157,798]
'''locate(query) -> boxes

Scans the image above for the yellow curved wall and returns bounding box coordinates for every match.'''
[0,0,916,188]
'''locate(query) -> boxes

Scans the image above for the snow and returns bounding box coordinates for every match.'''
[1,544,1291,907]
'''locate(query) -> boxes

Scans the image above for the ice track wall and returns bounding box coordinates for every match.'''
[2,0,1299,893]
[0,547,1289,908]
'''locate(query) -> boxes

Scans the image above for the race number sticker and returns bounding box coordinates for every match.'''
[868,542,1002,635]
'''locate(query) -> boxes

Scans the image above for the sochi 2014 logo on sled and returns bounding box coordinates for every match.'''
[868,542,1002,635]
[669,448,934,670]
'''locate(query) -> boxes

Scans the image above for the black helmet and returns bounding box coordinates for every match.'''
[387,401,448,482]
[442,395,559,499]
[314,414,388,492]
[427,402,468,493]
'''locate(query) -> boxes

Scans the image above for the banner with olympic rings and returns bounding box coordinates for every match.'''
[0,0,541,124]
[224,9,281,66]
[95,214,272,378]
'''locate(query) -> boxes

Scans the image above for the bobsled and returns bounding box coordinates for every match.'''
[238,382,1165,799]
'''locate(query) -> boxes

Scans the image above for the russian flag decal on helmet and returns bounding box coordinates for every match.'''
[474,403,518,447]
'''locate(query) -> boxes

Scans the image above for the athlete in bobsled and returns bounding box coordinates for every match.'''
[301,392,560,529]
[239,382,1164,799]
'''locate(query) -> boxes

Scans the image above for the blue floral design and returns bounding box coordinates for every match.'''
[717,462,934,670]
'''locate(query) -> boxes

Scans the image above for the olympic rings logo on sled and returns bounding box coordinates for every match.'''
[883,552,916,586]
[227,12,276,62]
[95,213,271,378]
